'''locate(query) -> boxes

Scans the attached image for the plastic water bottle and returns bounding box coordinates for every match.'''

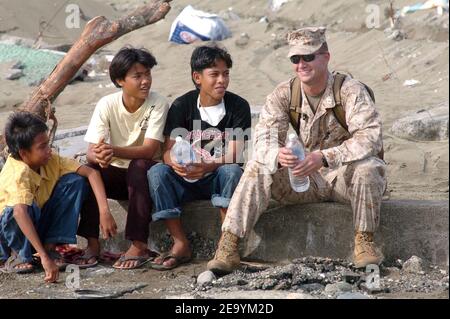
[285,133,310,192]
[170,136,198,183]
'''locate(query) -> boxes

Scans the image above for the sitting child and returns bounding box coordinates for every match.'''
[0,112,112,282]
[147,45,251,270]
[79,47,169,270]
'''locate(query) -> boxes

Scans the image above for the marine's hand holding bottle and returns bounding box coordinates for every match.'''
[284,133,310,192]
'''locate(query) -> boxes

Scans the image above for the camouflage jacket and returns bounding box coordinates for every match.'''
[253,72,383,179]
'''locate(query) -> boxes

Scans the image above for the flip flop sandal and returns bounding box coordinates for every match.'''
[112,254,153,270]
[99,251,124,264]
[73,251,99,269]
[150,253,192,271]
[1,254,35,274]
[47,250,69,271]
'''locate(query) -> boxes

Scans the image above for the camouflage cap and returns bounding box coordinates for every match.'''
[286,27,327,57]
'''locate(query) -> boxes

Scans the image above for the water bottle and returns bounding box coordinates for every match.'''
[285,133,310,192]
[170,136,198,183]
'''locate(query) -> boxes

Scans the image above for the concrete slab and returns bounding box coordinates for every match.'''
[100,199,449,267]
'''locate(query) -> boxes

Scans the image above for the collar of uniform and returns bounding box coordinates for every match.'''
[299,72,335,124]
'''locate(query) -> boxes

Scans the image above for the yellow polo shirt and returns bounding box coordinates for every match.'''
[0,154,81,214]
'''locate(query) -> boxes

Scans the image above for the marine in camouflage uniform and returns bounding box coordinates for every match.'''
[208,27,387,275]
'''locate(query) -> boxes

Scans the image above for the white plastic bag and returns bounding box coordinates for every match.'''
[269,0,290,11]
[168,5,232,44]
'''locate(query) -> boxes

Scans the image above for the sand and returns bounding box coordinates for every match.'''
[0,0,448,200]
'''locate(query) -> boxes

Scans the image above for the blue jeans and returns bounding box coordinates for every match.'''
[147,163,243,221]
[0,173,87,263]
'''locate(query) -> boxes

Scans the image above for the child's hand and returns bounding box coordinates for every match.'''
[100,211,118,239]
[94,139,114,168]
[171,162,188,177]
[41,256,59,283]
[184,163,208,180]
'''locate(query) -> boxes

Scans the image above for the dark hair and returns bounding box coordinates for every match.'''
[190,45,233,88]
[109,47,157,88]
[4,112,48,160]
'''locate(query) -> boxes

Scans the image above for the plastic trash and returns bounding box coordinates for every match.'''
[169,5,232,44]
[269,0,290,11]
[403,79,421,87]
[400,0,449,16]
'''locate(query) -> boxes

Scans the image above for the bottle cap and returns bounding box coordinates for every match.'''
[175,136,183,143]
[288,133,297,140]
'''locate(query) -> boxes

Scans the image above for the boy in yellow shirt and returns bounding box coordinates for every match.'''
[0,112,114,282]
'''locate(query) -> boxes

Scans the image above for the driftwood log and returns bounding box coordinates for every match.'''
[0,0,172,161]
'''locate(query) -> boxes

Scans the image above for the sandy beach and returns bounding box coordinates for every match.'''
[0,0,448,200]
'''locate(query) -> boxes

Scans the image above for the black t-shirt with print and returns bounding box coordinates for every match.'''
[163,90,251,163]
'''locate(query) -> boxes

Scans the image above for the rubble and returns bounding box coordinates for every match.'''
[182,256,448,299]
[403,256,426,274]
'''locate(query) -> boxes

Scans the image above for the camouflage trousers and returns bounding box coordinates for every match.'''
[222,156,387,239]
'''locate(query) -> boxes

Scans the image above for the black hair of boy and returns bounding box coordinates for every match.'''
[190,45,233,89]
[4,112,48,160]
[109,47,158,88]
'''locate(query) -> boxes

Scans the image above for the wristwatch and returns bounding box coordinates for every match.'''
[321,152,329,168]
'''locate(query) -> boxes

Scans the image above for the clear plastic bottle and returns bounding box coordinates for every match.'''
[285,133,310,192]
[170,136,198,183]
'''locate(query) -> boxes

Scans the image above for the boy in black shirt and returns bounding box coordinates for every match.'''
[147,45,251,270]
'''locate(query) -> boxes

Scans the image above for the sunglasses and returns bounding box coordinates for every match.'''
[290,52,326,64]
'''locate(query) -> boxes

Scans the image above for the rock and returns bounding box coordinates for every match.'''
[337,292,370,299]
[403,256,425,274]
[196,271,216,286]
[235,33,250,47]
[385,28,407,41]
[324,281,353,294]
[4,69,23,80]
[262,278,278,290]
[360,282,383,294]
[343,271,361,284]
[298,283,325,292]
[391,105,449,141]
[10,61,25,69]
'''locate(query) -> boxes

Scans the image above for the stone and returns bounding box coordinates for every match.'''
[343,271,361,284]
[324,281,353,294]
[391,105,449,141]
[196,270,216,286]
[403,256,425,274]
[235,33,250,47]
[360,282,383,294]
[337,292,370,299]
[298,283,325,292]
[5,69,23,80]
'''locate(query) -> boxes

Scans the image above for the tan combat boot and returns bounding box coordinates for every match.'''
[353,231,384,268]
[207,231,240,275]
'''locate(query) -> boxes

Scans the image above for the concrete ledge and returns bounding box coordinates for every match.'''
[99,200,449,267]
